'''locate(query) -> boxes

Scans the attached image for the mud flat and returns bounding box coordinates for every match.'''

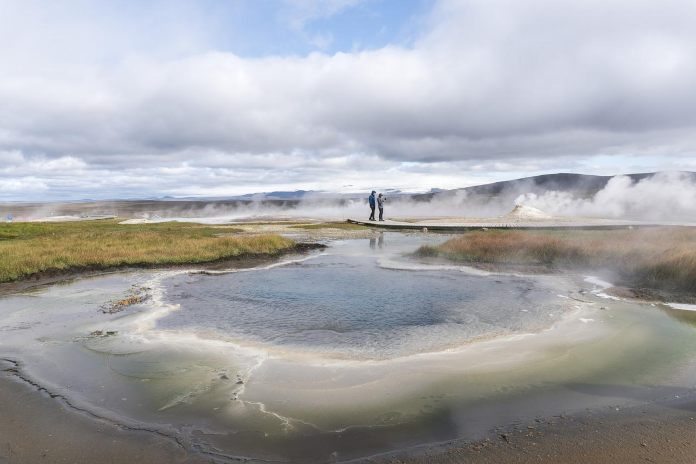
[0,366,210,464]
[381,396,696,464]
[2,233,696,463]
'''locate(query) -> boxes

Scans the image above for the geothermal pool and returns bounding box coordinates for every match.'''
[158,243,565,360]
[2,233,696,463]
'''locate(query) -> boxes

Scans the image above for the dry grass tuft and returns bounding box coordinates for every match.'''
[416,227,696,294]
[0,220,295,282]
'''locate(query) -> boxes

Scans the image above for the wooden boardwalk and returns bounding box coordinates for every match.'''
[346,218,669,232]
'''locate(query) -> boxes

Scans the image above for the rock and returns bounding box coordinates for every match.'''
[220,374,229,380]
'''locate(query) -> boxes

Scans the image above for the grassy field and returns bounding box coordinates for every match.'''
[0,220,296,283]
[416,227,696,294]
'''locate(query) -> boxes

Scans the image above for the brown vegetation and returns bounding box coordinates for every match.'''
[0,220,296,283]
[416,227,696,294]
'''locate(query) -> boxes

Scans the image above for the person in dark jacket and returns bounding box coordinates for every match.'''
[368,191,376,221]
[377,193,385,221]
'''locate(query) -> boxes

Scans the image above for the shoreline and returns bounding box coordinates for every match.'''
[0,242,325,296]
[0,361,210,464]
[413,257,696,306]
[3,355,696,464]
[377,392,696,464]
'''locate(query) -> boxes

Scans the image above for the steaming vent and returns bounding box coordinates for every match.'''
[504,204,552,220]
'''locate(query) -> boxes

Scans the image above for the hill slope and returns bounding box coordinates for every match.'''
[412,172,696,202]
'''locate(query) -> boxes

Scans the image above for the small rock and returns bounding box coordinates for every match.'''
[220,374,229,380]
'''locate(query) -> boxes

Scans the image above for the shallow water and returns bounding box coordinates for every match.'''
[158,235,564,360]
[2,232,696,463]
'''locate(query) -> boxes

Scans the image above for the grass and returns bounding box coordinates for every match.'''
[0,219,296,283]
[416,227,696,294]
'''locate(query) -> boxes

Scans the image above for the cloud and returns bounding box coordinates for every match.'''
[1,0,696,200]
[0,177,49,194]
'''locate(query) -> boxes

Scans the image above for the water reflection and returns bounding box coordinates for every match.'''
[661,305,696,329]
[369,232,385,250]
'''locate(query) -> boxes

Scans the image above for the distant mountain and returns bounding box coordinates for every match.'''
[237,190,314,200]
[171,190,319,201]
[411,171,696,202]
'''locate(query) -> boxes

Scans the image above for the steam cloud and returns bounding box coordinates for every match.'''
[236,172,696,222]
[4,172,695,224]
[514,172,696,222]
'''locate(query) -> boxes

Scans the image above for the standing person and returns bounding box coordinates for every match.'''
[368,191,376,221]
[377,193,385,221]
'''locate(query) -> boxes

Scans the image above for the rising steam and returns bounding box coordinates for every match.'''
[4,172,695,224]
[514,172,696,222]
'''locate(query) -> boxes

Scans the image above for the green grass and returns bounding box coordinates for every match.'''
[416,227,696,294]
[0,219,296,283]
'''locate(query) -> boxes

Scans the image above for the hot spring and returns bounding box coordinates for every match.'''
[157,235,566,360]
[2,232,696,463]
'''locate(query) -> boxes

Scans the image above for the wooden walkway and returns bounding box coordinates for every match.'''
[346,219,667,232]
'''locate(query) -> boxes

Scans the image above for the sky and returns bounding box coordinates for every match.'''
[1,0,696,201]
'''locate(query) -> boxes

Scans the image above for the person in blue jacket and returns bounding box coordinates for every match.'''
[368,191,376,221]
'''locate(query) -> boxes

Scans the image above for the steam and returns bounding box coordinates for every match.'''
[165,172,696,223]
[515,172,696,222]
[3,172,695,224]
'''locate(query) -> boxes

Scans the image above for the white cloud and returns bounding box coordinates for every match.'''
[1,0,696,200]
[0,177,49,193]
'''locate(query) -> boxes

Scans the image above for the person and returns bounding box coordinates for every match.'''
[368,191,376,221]
[377,193,385,221]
